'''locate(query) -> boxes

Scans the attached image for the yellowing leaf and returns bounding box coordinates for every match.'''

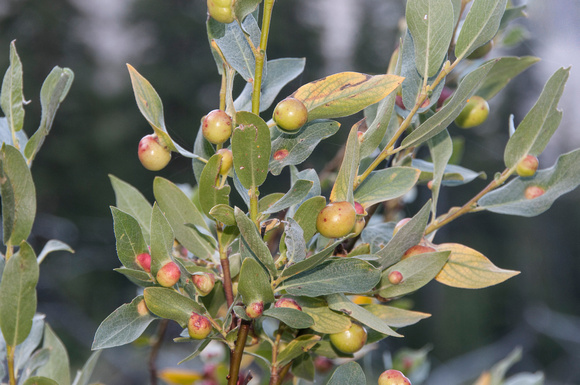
[435,243,519,289]
[158,368,203,385]
[292,72,404,121]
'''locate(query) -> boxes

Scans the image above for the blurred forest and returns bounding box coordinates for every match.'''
[1,0,580,384]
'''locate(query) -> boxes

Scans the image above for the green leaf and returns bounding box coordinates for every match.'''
[0,144,36,246]
[262,179,313,214]
[0,241,38,347]
[263,307,314,329]
[500,5,527,30]
[238,256,275,305]
[109,175,152,243]
[327,362,366,385]
[504,68,570,168]
[1,41,25,134]
[361,222,394,254]
[234,207,276,276]
[193,124,216,184]
[376,200,431,268]
[280,239,343,279]
[281,259,380,297]
[14,314,44,372]
[481,149,580,216]
[92,296,155,350]
[199,154,231,217]
[149,203,175,274]
[363,304,431,328]
[154,177,217,261]
[290,196,326,244]
[143,287,204,328]
[489,347,523,385]
[23,377,59,385]
[258,192,284,213]
[476,56,539,100]
[0,116,28,149]
[402,61,494,148]
[330,123,360,204]
[232,111,271,189]
[276,335,321,367]
[283,218,306,264]
[406,0,454,78]
[376,250,450,298]
[427,129,453,218]
[215,15,262,82]
[293,297,352,334]
[293,72,404,121]
[37,239,74,264]
[291,354,315,382]
[354,167,420,207]
[326,294,402,337]
[24,66,74,163]
[111,207,149,270]
[455,0,508,59]
[233,0,262,22]
[360,93,396,159]
[435,243,519,288]
[113,267,153,286]
[413,159,485,186]
[71,351,102,385]
[177,339,212,365]
[36,324,71,385]
[269,119,340,176]
[234,58,305,112]
[209,204,236,226]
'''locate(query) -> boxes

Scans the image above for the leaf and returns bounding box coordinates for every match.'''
[406,0,454,78]
[376,250,450,299]
[109,175,152,243]
[481,149,580,216]
[111,207,149,270]
[113,267,152,286]
[24,66,74,163]
[15,314,45,371]
[231,111,271,189]
[0,116,28,149]
[23,377,59,385]
[401,61,494,148]
[434,243,519,288]
[276,335,321,367]
[1,41,25,134]
[154,177,217,261]
[489,347,523,385]
[454,0,508,59]
[376,200,431,268]
[292,354,315,382]
[360,93,396,159]
[280,239,343,279]
[0,144,36,246]
[36,324,71,385]
[149,203,175,274]
[177,339,212,365]
[354,167,420,207]
[326,294,401,337]
[209,204,236,226]
[504,68,570,168]
[234,58,305,112]
[262,179,313,214]
[234,207,277,276]
[238,257,275,305]
[37,239,74,264]
[269,119,340,176]
[293,297,352,334]
[292,72,404,121]
[327,362,366,385]
[476,56,539,100]
[427,129,453,218]
[361,222,395,254]
[281,259,380,297]
[192,124,216,184]
[199,154,231,217]
[263,307,314,329]
[283,218,307,264]
[144,287,204,328]
[362,304,431,328]
[92,296,155,350]
[413,158,485,186]
[330,123,360,203]
[290,196,326,243]
[0,241,38,347]
[215,15,262,82]
[19,349,50,385]
[233,0,262,22]
[71,351,102,385]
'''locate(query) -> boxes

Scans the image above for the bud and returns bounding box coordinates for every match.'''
[188,312,212,340]
[393,218,411,236]
[245,300,264,319]
[516,155,539,177]
[136,299,149,316]
[388,271,404,285]
[378,369,412,385]
[401,245,436,260]
[275,298,302,311]
[524,185,545,200]
[156,261,181,287]
[135,253,151,273]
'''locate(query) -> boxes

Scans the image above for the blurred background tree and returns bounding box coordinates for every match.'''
[1,0,579,383]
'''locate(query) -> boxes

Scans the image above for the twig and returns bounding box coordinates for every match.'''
[149,319,169,385]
